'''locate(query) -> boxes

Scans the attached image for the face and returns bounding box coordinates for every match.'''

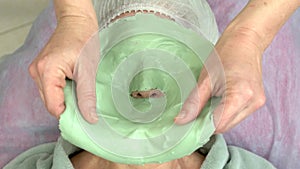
[71,150,204,169]
[71,10,204,169]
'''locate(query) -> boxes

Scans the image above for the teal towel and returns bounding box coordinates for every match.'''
[3,138,78,169]
[201,135,276,169]
[4,135,276,169]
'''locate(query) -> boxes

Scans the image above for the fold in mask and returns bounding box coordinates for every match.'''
[60,14,219,164]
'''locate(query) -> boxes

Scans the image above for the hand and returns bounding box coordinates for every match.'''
[175,29,266,133]
[29,16,100,123]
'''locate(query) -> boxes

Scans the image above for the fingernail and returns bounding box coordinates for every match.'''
[89,114,98,124]
[176,111,187,119]
[88,107,98,123]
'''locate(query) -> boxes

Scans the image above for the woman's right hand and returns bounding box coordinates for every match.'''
[175,28,266,133]
[29,13,100,123]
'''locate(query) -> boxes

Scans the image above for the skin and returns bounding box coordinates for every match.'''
[29,0,300,133]
[29,0,99,122]
[70,150,204,169]
[131,89,165,98]
[174,0,300,133]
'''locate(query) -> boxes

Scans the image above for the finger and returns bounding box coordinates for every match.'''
[76,79,98,123]
[29,62,46,104]
[174,49,224,124]
[38,88,45,103]
[42,70,66,119]
[33,75,45,103]
[36,72,46,103]
[215,105,251,133]
[74,33,100,123]
[174,75,212,124]
[215,92,266,133]
[212,92,251,133]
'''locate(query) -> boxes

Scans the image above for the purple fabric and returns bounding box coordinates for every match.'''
[0,2,59,167]
[0,1,299,168]
[208,1,300,168]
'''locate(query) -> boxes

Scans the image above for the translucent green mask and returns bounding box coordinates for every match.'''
[60,14,219,164]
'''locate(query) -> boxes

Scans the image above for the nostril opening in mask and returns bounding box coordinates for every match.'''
[131,89,164,99]
[150,93,157,97]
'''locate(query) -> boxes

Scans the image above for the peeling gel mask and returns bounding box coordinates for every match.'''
[60,14,219,164]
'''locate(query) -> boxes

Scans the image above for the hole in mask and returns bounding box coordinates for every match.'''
[131,89,165,99]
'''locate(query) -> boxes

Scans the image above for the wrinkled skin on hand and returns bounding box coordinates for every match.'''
[175,30,266,133]
[29,16,100,123]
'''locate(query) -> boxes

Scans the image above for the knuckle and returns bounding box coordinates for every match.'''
[255,93,266,108]
[36,59,46,73]
[186,95,200,108]
[46,103,62,117]
[79,93,96,103]
[228,94,242,105]
[245,86,254,98]
[237,81,254,100]
[28,63,36,77]
[46,104,56,116]
[243,87,254,100]
[77,92,96,107]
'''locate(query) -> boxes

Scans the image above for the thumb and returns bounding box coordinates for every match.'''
[174,73,212,124]
[74,33,100,123]
[76,74,98,123]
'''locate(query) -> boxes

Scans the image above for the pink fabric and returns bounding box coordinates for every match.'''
[0,1,299,168]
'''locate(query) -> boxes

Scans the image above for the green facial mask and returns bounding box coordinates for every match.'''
[60,14,219,164]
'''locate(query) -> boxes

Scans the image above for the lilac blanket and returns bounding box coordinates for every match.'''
[0,1,299,168]
[209,1,300,168]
